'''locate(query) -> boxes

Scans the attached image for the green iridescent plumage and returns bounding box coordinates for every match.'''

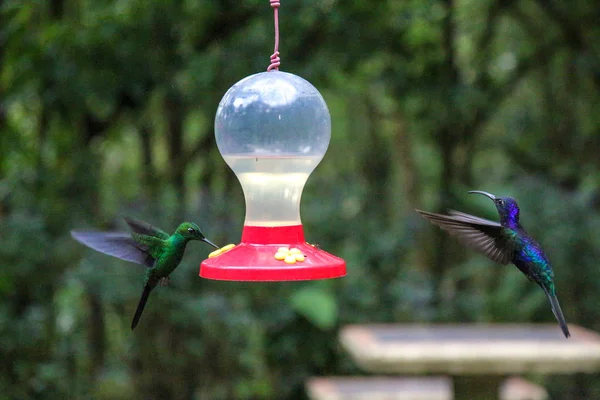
[417,190,570,338]
[71,217,219,330]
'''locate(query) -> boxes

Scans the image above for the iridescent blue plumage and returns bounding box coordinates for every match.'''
[416,191,570,338]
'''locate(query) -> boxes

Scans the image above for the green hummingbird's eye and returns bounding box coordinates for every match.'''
[187,227,194,233]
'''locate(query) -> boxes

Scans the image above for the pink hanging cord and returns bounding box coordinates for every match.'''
[267,0,281,71]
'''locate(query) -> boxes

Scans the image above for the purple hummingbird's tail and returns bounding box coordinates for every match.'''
[131,284,153,330]
[542,285,570,338]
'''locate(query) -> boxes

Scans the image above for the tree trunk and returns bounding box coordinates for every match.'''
[166,93,185,215]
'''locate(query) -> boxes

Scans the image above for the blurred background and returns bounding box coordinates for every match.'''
[2,0,600,399]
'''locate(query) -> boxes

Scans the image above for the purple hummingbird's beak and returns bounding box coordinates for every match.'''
[468,190,497,201]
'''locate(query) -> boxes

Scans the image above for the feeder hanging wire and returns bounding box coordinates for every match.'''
[267,0,281,71]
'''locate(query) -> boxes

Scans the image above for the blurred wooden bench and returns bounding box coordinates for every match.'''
[306,376,547,400]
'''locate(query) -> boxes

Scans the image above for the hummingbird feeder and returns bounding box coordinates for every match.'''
[200,0,346,281]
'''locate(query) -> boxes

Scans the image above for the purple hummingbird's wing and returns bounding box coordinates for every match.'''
[447,210,501,226]
[71,231,155,268]
[123,217,170,240]
[416,209,514,265]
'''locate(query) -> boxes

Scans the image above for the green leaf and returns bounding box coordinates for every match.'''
[288,286,338,331]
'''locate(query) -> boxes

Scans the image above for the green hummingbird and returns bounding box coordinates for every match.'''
[417,191,570,338]
[71,217,219,330]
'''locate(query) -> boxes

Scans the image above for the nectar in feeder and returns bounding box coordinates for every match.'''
[200,71,346,281]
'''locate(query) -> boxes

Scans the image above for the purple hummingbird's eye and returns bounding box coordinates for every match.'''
[496,199,504,206]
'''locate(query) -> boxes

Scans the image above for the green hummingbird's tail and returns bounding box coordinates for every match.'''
[131,284,153,330]
[542,285,570,338]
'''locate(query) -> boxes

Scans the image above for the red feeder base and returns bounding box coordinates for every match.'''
[199,225,346,281]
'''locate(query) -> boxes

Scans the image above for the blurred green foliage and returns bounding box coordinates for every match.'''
[1,0,600,399]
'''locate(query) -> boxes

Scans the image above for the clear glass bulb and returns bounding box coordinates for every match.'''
[215,71,331,227]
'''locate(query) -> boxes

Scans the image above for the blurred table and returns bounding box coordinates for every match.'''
[340,324,600,400]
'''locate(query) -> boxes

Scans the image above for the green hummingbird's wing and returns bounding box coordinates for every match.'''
[123,217,170,240]
[71,231,155,267]
[416,209,515,265]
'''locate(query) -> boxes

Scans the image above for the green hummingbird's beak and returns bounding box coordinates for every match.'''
[202,238,219,249]
[468,190,497,200]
